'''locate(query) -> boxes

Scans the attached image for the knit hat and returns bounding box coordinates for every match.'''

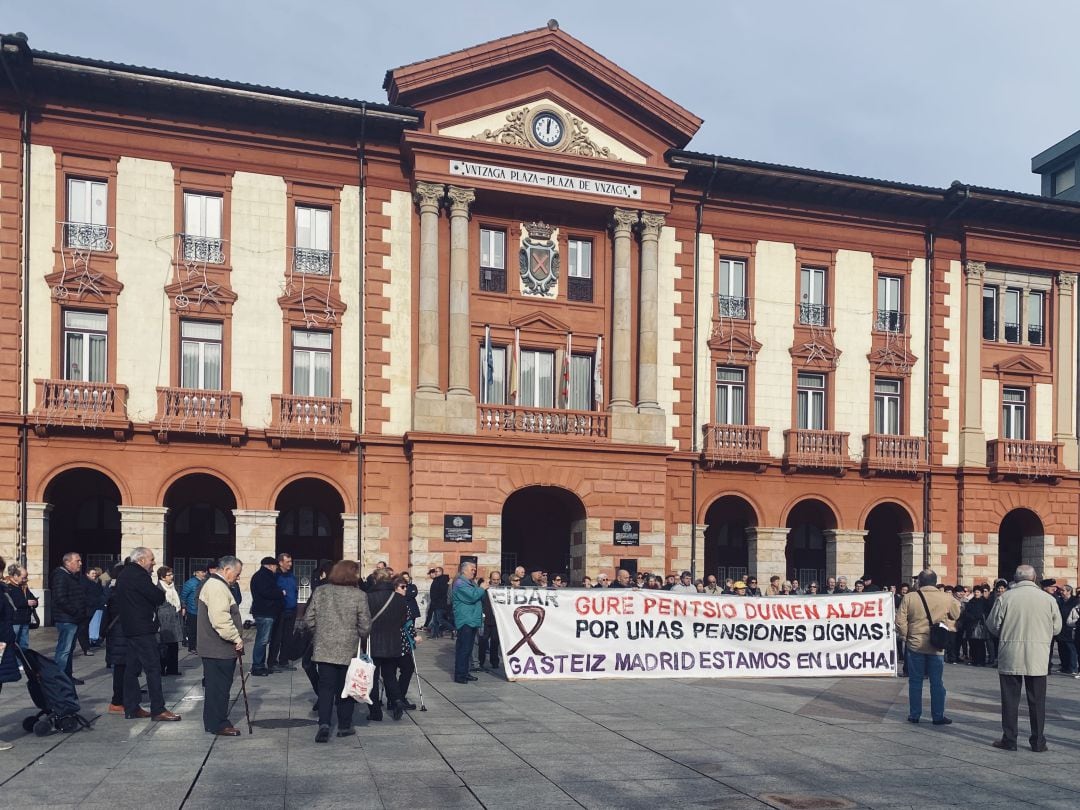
[261,556,278,566]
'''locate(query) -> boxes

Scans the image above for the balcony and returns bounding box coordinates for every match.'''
[567,276,593,303]
[718,295,748,319]
[63,222,112,252]
[783,429,849,473]
[862,434,927,477]
[798,302,829,327]
[152,387,245,445]
[479,266,506,293]
[874,309,905,333]
[181,234,225,264]
[292,247,332,276]
[701,424,770,469]
[477,405,609,442]
[33,379,130,439]
[268,394,353,449]
[1027,324,1045,346]
[987,438,1062,481]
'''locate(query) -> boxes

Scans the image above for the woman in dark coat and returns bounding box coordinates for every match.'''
[0,556,21,750]
[104,564,129,712]
[366,569,409,721]
[156,566,183,676]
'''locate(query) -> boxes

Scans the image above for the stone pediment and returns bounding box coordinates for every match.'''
[278,288,347,324]
[509,310,571,333]
[994,354,1045,376]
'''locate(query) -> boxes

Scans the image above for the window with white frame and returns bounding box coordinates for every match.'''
[567,238,593,302]
[796,372,826,430]
[292,330,332,398]
[66,178,109,249]
[478,344,507,405]
[982,286,998,340]
[180,320,223,390]
[1027,291,1045,346]
[520,349,554,408]
[715,366,746,424]
[183,192,224,263]
[1003,288,1022,343]
[873,378,901,435]
[295,205,331,275]
[567,354,594,411]
[479,227,506,292]
[1001,388,1027,440]
[799,266,827,325]
[63,310,108,382]
[876,275,903,332]
[719,259,747,318]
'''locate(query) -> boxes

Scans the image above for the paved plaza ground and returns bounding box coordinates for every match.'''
[0,628,1077,809]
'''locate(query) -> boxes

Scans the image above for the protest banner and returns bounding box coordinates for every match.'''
[490,588,897,681]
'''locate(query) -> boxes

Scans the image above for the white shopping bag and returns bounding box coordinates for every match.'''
[342,639,376,704]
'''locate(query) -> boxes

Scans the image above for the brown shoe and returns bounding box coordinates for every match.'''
[125,708,151,719]
[151,711,182,722]
[215,726,241,737]
[107,704,124,714]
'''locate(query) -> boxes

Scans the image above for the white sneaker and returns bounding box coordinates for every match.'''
[0,741,13,751]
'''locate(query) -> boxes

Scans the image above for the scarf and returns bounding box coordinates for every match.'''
[161,580,181,611]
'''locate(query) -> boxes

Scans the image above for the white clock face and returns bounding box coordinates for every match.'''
[532,112,564,147]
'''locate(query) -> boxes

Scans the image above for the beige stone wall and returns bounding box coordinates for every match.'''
[957,531,995,584]
[753,241,796,458]
[339,185,361,433]
[927,531,949,582]
[232,509,278,619]
[118,505,168,569]
[656,226,682,447]
[116,157,174,421]
[941,260,963,466]
[0,499,17,567]
[1035,382,1053,442]
[908,259,927,436]
[27,145,55,406]
[982,379,999,441]
[695,234,715,440]
[383,189,414,435]
[833,250,873,458]
[230,173,287,430]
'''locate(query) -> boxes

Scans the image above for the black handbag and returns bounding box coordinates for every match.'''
[28,608,40,630]
[917,590,950,650]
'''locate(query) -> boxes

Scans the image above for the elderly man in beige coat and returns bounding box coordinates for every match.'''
[986,564,1062,752]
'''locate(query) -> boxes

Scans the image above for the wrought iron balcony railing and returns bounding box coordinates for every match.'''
[987,438,1061,479]
[269,394,353,446]
[718,295,748,319]
[181,234,225,264]
[567,276,593,302]
[1004,322,1020,344]
[293,247,332,276]
[862,434,927,476]
[874,309,905,333]
[701,424,770,467]
[798,302,829,327]
[783,429,849,472]
[152,387,244,442]
[478,405,609,441]
[63,222,112,252]
[33,379,130,437]
[1027,324,1044,346]
[480,266,506,293]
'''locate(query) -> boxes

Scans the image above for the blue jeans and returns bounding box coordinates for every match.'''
[252,616,275,671]
[454,624,478,680]
[11,624,29,649]
[907,649,946,721]
[54,621,79,676]
[431,607,453,638]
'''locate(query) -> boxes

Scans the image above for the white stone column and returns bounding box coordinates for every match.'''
[637,213,664,411]
[747,527,788,581]
[342,513,360,561]
[414,181,444,395]
[1054,273,1077,468]
[960,261,986,466]
[825,529,867,585]
[447,186,475,397]
[118,506,169,570]
[898,531,924,585]
[25,502,51,593]
[233,509,279,619]
[610,208,638,411]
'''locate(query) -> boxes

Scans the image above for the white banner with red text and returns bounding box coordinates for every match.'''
[490,588,897,680]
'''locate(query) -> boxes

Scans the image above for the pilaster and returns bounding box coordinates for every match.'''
[118,505,169,572]
[960,261,986,466]
[414,181,444,423]
[232,509,279,619]
[609,208,637,411]
[342,513,360,561]
[956,531,995,585]
[825,529,867,584]
[1053,273,1077,468]
[898,531,924,585]
[637,212,664,412]
[25,502,51,592]
[447,186,476,402]
[747,526,788,581]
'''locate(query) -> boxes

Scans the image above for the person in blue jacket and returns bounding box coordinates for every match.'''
[180,567,207,653]
[451,560,487,684]
[270,553,298,671]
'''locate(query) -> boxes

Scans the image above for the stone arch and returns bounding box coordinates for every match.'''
[997,507,1045,582]
[857,497,919,534]
[697,489,761,526]
[501,485,587,583]
[779,494,841,530]
[163,472,239,578]
[784,498,838,586]
[270,471,353,515]
[863,501,915,588]
[274,477,346,573]
[41,466,124,574]
[37,460,130,504]
[496,464,599,512]
[156,466,244,511]
[702,493,757,584]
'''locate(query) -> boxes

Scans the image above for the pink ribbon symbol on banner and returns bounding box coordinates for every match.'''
[508,605,547,656]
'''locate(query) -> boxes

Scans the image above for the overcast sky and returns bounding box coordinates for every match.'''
[5,0,1077,194]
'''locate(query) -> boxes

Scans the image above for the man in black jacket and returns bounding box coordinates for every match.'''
[116,548,181,722]
[50,551,87,682]
[428,568,451,638]
[249,556,283,676]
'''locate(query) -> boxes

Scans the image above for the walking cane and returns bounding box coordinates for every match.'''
[236,648,253,734]
[408,644,428,711]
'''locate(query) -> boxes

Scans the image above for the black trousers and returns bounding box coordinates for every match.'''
[184,613,198,651]
[270,610,296,666]
[202,656,236,733]
[398,650,416,699]
[302,642,319,696]
[160,641,179,675]
[77,619,92,654]
[316,661,356,729]
[999,673,1047,748]
[478,626,500,667]
[111,663,125,705]
[124,633,166,716]
[374,656,404,706]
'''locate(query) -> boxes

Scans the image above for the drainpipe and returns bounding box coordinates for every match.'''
[690,158,718,580]
[356,105,367,563]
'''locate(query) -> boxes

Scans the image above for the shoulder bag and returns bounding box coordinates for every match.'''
[341,595,393,705]
[916,590,951,650]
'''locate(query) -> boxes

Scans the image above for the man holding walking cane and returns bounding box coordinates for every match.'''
[198,555,245,737]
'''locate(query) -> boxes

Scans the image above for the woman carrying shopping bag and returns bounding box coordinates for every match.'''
[302,560,371,743]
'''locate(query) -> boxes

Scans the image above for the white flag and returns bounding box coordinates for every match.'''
[594,336,603,407]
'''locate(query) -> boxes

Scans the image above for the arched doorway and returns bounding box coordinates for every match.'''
[703,495,755,583]
[275,478,344,601]
[786,499,835,586]
[501,487,585,581]
[164,473,236,584]
[864,502,913,588]
[44,468,122,574]
[998,508,1044,581]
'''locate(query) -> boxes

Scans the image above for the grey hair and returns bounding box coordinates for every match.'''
[62,551,80,564]
[128,547,154,564]
[917,569,938,588]
[458,560,475,574]
[6,563,23,577]
[1013,565,1037,583]
[217,555,242,572]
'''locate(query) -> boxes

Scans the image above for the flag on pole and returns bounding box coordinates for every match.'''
[484,325,493,403]
[509,328,520,404]
[594,335,603,408]
[561,332,572,408]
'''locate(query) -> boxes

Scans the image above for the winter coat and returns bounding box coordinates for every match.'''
[180,575,202,615]
[429,574,449,608]
[0,590,20,684]
[197,574,243,660]
[405,582,420,621]
[104,594,128,668]
[115,562,165,637]
[81,575,106,613]
[366,583,408,659]
[986,580,1062,676]
[896,586,963,655]
[50,566,88,624]
[250,566,284,618]
[451,576,484,629]
[156,584,184,644]
[277,570,299,612]
[3,581,32,625]
[302,583,372,666]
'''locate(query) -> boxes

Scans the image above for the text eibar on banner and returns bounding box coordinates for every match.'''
[489,589,897,681]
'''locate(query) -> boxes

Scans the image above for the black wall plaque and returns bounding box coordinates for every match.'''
[444,514,473,542]
[613,519,640,546]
